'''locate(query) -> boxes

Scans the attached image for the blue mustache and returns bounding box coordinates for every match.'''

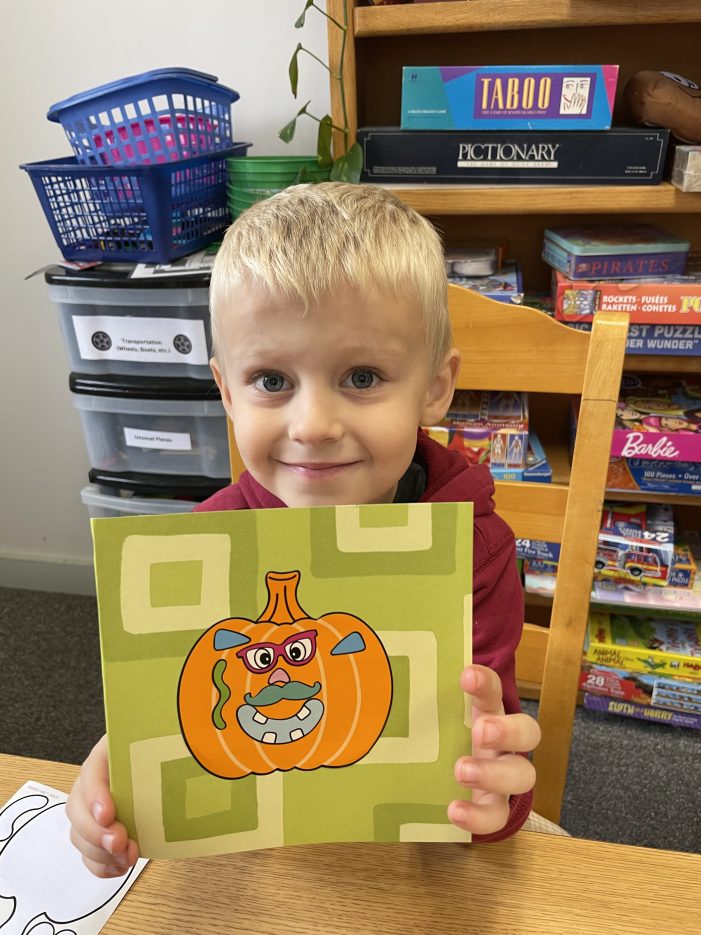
[245,681,321,707]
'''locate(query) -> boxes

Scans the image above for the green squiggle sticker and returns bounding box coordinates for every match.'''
[212,659,230,730]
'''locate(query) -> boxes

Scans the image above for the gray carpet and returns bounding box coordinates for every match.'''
[1,585,699,853]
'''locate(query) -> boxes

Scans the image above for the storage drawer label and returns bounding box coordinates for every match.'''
[124,428,193,451]
[72,316,208,365]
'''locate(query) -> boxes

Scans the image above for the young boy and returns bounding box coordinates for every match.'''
[67,182,541,877]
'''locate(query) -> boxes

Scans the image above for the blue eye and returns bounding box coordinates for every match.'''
[347,369,378,390]
[254,372,289,393]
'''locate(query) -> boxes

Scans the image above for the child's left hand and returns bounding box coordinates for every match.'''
[448,664,541,836]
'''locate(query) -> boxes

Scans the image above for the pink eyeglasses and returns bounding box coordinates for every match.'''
[235,629,318,674]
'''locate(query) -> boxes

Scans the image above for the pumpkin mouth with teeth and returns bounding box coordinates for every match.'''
[178,571,393,779]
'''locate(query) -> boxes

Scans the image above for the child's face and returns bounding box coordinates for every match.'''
[212,285,457,507]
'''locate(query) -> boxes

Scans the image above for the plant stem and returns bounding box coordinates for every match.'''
[304,110,346,134]
[337,0,350,154]
[300,45,335,76]
[311,1,346,31]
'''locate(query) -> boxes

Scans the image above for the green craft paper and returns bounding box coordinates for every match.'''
[92,501,472,858]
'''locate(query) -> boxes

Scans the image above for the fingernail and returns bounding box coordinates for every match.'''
[91,801,104,823]
[482,722,499,744]
[460,762,481,784]
[449,801,469,827]
[102,832,116,855]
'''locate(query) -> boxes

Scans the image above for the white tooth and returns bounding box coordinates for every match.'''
[253,712,267,724]
[262,732,277,744]
[290,729,304,741]
[297,706,310,720]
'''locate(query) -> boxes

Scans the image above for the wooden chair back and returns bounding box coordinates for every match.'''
[449,286,628,822]
[225,286,629,824]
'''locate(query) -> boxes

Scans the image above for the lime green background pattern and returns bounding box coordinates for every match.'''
[92,502,472,858]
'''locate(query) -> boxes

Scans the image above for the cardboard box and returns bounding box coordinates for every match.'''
[580,662,701,712]
[610,375,701,463]
[489,432,552,483]
[593,503,675,588]
[400,65,618,130]
[670,145,701,193]
[583,693,701,729]
[567,321,701,356]
[584,611,701,678]
[551,269,701,323]
[424,389,528,469]
[448,260,523,305]
[358,127,669,185]
[571,377,701,467]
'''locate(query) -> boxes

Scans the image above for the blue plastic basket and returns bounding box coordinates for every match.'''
[47,68,240,167]
[21,143,250,263]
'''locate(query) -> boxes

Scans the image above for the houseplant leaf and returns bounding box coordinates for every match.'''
[295,0,315,28]
[330,142,363,183]
[289,43,303,97]
[279,102,310,143]
[317,115,334,169]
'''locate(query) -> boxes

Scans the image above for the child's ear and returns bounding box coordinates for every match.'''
[420,348,461,426]
[210,357,234,419]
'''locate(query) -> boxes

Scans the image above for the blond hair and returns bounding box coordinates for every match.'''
[210,182,451,375]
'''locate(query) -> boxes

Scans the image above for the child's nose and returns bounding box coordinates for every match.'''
[288,389,343,444]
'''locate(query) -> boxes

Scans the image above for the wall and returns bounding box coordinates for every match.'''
[0,0,330,593]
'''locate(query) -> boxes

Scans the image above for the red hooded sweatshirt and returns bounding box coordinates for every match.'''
[194,430,533,842]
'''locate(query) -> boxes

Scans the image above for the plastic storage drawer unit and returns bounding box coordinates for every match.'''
[80,483,199,519]
[70,374,229,478]
[46,264,212,379]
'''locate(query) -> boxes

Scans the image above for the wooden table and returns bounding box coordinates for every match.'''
[2,753,699,935]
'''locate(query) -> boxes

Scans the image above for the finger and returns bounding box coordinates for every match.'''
[81,854,133,879]
[460,665,504,715]
[455,754,536,797]
[69,825,129,868]
[473,712,542,754]
[66,741,114,833]
[448,793,510,837]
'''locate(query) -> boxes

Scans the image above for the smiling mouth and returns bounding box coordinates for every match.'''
[280,461,359,476]
[237,699,324,744]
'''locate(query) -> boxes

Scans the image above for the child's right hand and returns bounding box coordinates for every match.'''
[65,734,140,877]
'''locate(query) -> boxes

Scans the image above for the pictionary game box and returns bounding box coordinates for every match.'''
[357,128,669,185]
[543,225,691,280]
[400,65,618,131]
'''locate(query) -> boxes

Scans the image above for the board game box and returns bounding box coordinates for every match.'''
[610,376,701,463]
[568,321,701,356]
[593,503,676,589]
[543,225,691,280]
[400,65,618,131]
[585,611,701,678]
[552,269,701,323]
[423,389,528,470]
[448,259,523,305]
[580,662,701,713]
[583,693,701,729]
[357,127,670,185]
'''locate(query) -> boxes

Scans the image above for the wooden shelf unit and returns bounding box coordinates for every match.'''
[328,1,701,695]
[354,1,701,37]
[388,183,701,217]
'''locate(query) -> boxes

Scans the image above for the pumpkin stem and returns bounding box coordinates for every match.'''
[258,571,308,624]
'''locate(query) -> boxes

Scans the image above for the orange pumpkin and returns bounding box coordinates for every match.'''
[177,571,393,779]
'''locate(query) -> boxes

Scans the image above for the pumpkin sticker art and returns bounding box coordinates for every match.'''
[177,570,394,778]
[93,501,472,859]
